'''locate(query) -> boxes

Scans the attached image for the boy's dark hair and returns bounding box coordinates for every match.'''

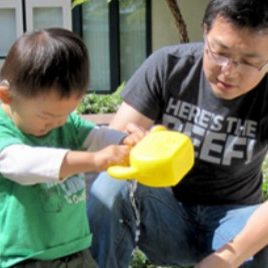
[0,28,89,98]
[203,0,268,32]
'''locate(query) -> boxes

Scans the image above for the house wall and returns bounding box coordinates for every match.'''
[152,0,210,50]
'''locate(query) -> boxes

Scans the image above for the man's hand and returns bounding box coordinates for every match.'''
[122,123,148,147]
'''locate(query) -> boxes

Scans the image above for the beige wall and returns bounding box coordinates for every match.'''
[152,0,210,50]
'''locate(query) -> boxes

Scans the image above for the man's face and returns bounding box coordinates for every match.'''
[8,90,82,137]
[203,16,268,100]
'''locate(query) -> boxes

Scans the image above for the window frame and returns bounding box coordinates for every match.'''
[25,0,72,31]
[0,0,23,59]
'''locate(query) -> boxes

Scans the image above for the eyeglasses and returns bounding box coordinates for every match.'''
[204,35,268,74]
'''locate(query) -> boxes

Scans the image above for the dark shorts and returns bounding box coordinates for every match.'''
[12,249,98,268]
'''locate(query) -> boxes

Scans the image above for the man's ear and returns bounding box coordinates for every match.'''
[0,85,12,104]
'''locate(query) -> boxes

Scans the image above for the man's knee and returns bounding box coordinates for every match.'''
[88,172,129,206]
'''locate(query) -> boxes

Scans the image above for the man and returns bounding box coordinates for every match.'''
[87,0,268,267]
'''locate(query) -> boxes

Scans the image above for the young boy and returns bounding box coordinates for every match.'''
[0,28,143,267]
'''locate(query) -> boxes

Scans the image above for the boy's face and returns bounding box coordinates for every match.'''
[203,16,268,100]
[6,90,82,136]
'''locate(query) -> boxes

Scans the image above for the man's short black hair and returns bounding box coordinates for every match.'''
[203,0,268,31]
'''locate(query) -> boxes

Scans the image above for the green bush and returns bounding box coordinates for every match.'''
[76,82,124,114]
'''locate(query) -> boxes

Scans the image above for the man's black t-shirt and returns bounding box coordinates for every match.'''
[122,42,268,205]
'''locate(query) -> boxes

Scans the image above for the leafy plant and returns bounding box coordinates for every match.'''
[130,249,151,268]
[262,154,268,200]
[72,0,89,9]
[130,248,190,268]
[76,82,124,114]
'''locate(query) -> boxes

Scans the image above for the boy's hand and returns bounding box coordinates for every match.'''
[122,123,147,147]
[93,145,130,172]
[93,123,146,172]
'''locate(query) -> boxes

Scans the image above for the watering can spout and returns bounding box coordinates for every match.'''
[107,166,139,180]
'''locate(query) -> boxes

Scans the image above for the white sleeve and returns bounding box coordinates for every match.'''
[83,126,127,151]
[0,144,69,185]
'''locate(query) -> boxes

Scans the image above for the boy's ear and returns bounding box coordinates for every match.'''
[0,85,12,104]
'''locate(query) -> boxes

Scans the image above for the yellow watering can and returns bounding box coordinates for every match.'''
[107,125,195,187]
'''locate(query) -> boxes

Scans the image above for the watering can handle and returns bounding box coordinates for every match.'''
[107,125,168,180]
[107,165,139,179]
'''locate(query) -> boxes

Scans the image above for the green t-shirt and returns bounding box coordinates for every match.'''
[0,107,95,267]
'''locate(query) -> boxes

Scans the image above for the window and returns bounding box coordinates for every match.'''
[25,0,72,31]
[119,0,148,83]
[0,0,23,68]
[0,0,71,56]
[0,0,150,93]
[73,0,151,92]
[81,1,110,92]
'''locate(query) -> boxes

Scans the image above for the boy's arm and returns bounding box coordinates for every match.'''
[195,201,268,268]
[0,145,68,184]
[59,144,131,179]
[82,125,127,151]
[0,143,130,184]
[83,123,146,151]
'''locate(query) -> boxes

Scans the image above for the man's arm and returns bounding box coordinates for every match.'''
[110,102,154,131]
[196,201,268,268]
